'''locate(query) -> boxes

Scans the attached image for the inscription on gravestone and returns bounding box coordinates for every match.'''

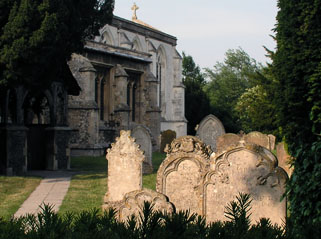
[196,114,225,152]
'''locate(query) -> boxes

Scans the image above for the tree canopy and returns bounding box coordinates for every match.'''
[0,0,114,89]
[204,48,263,133]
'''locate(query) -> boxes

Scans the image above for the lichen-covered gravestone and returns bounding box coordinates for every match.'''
[103,130,144,208]
[204,137,288,225]
[118,189,175,222]
[156,136,211,215]
[131,125,153,174]
[196,114,225,152]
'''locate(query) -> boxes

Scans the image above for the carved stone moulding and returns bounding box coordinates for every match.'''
[103,189,175,222]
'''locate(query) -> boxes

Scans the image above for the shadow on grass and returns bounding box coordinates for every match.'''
[72,172,107,180]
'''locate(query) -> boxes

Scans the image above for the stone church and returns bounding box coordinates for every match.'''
[0,5,186,175]
[68,5,187,156]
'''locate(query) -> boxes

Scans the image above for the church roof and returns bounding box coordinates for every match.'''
[111,16,177,46]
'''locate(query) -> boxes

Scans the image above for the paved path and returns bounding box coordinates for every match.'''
[14,171,75,218]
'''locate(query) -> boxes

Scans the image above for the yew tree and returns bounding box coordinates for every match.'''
[273,0,321,226]
[0,0,114,89]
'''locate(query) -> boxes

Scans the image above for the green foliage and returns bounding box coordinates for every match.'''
[204,48,263,132]
[0,0,114,88]
[272,0,321,226]
[0,194,295,239]
[182,52,210,135]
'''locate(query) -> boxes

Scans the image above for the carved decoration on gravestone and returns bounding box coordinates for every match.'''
[118,188,175,222]
[160,130,176,153]
[156,136,211,216]
[243,131,276,151]
[103,130,144,209]
[196,114,225,152]
[131,125,153,174]
[204,138,288,225]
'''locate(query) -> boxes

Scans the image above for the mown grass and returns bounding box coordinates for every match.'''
[59,152,166,214]
[0,176,41,220]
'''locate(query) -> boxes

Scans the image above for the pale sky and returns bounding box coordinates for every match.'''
[114,0,278,69]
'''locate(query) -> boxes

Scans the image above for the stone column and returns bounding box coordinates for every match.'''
[68,54,101,156]
[45,126,71,170]
[143,71,161,151]
[113,64,130,129]
[0,125,28,175]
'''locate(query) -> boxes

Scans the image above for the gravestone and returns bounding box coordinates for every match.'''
[243,131,276,151]
[160,130,176,153]
[216,133,241,152]
[103,130,144,207]
[131,125,153,174]
[156,136,211,215]
[196,114,225,152]
[276,142,293,176]
[204,138,288,225]
[118,189,175,222]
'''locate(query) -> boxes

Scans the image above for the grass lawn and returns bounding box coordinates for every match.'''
[59,152,166,214]
[0,176,41,220]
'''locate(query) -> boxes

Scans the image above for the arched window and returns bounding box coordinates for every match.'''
[132,36,142,52]
[100,30,114,45]
[156,46,166,110]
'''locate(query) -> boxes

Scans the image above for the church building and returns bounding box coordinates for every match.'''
[68,4,187,156]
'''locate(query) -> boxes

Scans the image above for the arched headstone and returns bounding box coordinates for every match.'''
[131,125,153,174]
[156,136,211,215]
[196,114,225,152]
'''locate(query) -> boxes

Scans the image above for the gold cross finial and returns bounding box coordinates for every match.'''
[131,3,139,20]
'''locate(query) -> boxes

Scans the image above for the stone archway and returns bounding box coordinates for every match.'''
[23,91,52,170]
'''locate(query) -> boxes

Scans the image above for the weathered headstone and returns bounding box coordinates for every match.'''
[204,139,288,225]
[243,131,276,151]
[216,133,241,152]
[103,130,144,208]
[156,136,211,215]
[160,130,176,153]
[276,142,293,176]
[118,189,175,222]
[131,125,153,174]
[196,114,225,152]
